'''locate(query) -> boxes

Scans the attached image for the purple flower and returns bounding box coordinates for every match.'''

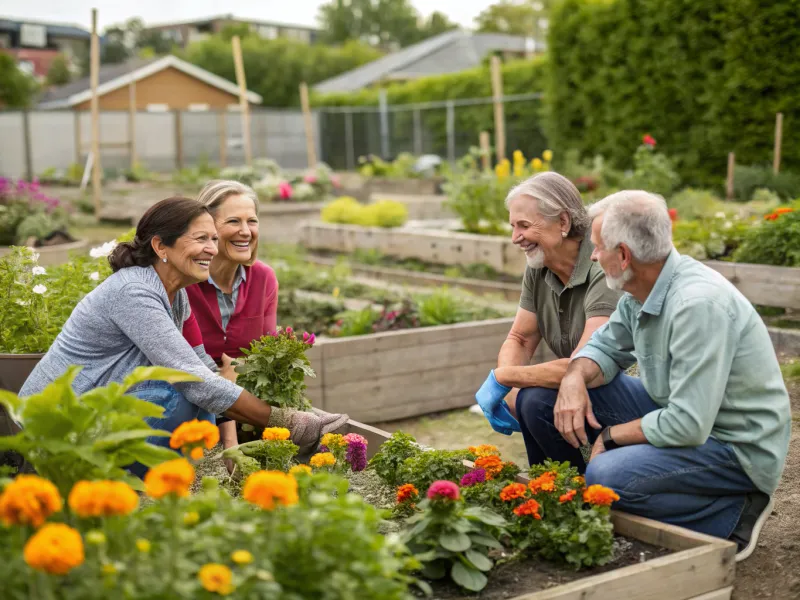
[318,445,329,453]
[346,439,367,472]
[460,469,487,487]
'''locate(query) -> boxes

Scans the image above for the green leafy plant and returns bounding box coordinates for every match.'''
[224,437,299,473]
[0,366,195,495]
[358,153,421,179]
[0,178,70,245]
[733,165,800,202]
[624,140,681,197]
[369,431,422,487]
[416,288,467,326]
[234,327,316,410]
[329,307,379,337]
[321,196,409,228]
[402,480,506,592]
[671,218,751,261]
[277,290,343,335]
[733,207,800,267]
[396,449,472,493]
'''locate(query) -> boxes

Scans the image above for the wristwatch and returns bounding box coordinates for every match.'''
[601,427,621,451]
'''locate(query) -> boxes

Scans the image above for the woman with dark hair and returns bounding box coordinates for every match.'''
[19,197,347,468]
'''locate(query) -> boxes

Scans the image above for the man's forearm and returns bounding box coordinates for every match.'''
[564,357,606,389]
[608,419,648,446]
[219,420,238,448]
[495,359,570,389]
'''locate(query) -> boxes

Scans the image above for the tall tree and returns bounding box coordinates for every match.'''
[46,54,72,86]
[420,11,458,39]
[0,54,38,108]
[317,0,423,48]
[475,1,550,38]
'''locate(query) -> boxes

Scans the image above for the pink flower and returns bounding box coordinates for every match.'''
[303,173,317,184]
[642,134,656,147]
[427,480,460,501]
[331,175,341,188]
[343,433,368,446]
[460,469,487,487]
[302,332,316,346]
[285,327,294,338]
[278,181,293,200]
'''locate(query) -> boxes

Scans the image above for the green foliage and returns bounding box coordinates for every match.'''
[0,179,70,245]
[671,217,751,261]
[321,197,409,228]
[733,208,800,267]
[475,0,551,36]
[416,288,467,326]
[172,154,221,185]
[183,35,381,108]
[625,144,681,197]
[369,431,422,487]
[546,0,800,186]
[277,290,343,335]
[358,153,421,178]
[0,366,195,495]
[321,196,365,224]
[396,449,472,493]
[46,54,72,86]
[0,53,38,108]
[781,360,800,381]
[733,165,800,201]
[402,491,506,592]
[668,188,727,221]
[234,328,316,410]
[332,307,380,337]
[224,438,299,473]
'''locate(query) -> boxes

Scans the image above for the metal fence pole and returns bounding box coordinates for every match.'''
[446,101,455,163]
[379,89,390,159]
[344,109,355,170]
[413,108,423,156]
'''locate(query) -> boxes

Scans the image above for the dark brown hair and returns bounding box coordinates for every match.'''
[108,197,211,272]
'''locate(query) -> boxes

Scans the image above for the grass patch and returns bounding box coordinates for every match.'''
[782,361,800,381]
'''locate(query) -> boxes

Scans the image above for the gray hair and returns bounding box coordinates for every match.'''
[196,180,259,215]
[587,190,673,263]
[504,172,590,238]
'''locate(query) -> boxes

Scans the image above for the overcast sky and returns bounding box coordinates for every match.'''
[0,0,488,30]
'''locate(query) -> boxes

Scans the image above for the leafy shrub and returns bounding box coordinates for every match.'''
[369,431,422,487]
[733,165,800,201]
[667,188,726,221]
[0,178,69,245]
[671,217,751,261]
[416,288,466,326]
[396,449,472,493]
[234,327,316,410]
[321,197,409,228]
[329,307,380,337]
[277,290,343,335]
[624,141,681,198]
[359,153,421,179]
[733,207,800,267]
[321,196,363,224]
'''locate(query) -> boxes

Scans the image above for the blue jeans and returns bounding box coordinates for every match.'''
[516,374,757,538]
[127,381,216,478]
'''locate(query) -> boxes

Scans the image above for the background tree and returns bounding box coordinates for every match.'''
[475,0,551,38]
[317,0,434,48]
[45,54,72,86]
[419,11,459,40]
[0,54,38,108]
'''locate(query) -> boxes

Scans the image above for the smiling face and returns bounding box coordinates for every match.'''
[589,214,632,290]
[159,213,219,284]
[508,194,567,269]
[212,194,259,265]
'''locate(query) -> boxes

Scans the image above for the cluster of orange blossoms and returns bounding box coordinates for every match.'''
[528,471,557,494]
[583,484,620,507]
[764,207,794,221]
[170,418,220,460]
[68,480,139,518]
[144,458,196,499]
[499,483,527,502]
[262,427,291,442]
[242,470,299,510]
[396,483,419,504]
[468,444,500,458]
[0,475,62,528]
[513,499,542,519]
[474,455,504,479]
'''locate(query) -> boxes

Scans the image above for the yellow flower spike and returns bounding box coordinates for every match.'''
[199,563,234,596]
[86,530,106,545]
[136,539,151,553]
[183,511,200,526]
[531,158,543,171]
[543,149,553,162]
[231,550,254,565]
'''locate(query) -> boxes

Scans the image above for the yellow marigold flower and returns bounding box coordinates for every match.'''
[531,158,543,171]
[198,563,234,596]
[474,455,503,479]
[68,480,139,518]
[144,458,195,499]
[183,511,200,526]
[499,482,527,502]
[289,464,312,476]
[309,452,336,468]
[136,539,151,553]
[243,471,299,510]
[231,549,254,565]
[0,474,62,528]
[170,419,220,452]
[24,523,84,575]
[573,476,585,488]
[320,433,346,449]
[468,444,499,458]
[543,149,553,162]
[102,563,117,575]
[262,427,291,442]
[583,484,620,507]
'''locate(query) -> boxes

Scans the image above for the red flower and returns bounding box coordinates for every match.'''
[427,480,460,501]
[559,490,577,503]
[513,499,542,518]
[642,134,656,147]
[668,208,678,222]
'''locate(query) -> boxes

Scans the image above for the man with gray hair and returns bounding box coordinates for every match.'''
[540,190,790,560]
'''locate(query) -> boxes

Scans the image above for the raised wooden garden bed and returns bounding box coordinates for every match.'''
[339,420,736,600]
[259,200,327,244]
[0,239,88,266]
[337,173,444,201]
[368,193,453,221]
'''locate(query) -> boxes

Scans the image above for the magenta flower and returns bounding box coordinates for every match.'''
[303,173,317,184]
[460,469,487,487]
[343,433,367,446]
[427,480,460,501]
[278,181,293,200]
[285,326,294,337]
[346,439,367,472]
[302,331,316,346]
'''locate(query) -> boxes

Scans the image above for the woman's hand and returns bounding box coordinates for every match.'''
[219,353,237,383]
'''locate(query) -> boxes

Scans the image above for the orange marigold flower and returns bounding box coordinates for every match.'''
[396,484,419,504]
[169,419,219,451]
[559,489,577,503]
[500,483,527,502]
[513,498,542,519]
[0,474,62,528]
[68,480,139,518]
[242,471,299,510]
[468,444,499,458]
[474,455,503,479]
[529,471,557,494]
[198,563,234,595]
[24,523,84,575]
[144,458,195,499]
[262,427,291,442]
[288,464,312,476]
[775,207,794,215]
[190,447,204,460]
[309,452,336,468]
[583,484,620,507]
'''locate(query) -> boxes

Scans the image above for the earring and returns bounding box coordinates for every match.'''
[162,257,167,263]
[561,231,567,238]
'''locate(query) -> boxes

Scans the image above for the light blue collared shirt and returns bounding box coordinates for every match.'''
[575,249,791,494]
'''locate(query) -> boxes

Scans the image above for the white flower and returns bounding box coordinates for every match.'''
[32,284,47,295]
[723,221,733,230]
[32,266,46,276]
[715,212,726,219]
[15,299,30,306]
[89,271,100,281]
[90,240,118,259]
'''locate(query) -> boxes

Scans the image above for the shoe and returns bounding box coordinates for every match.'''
[730,491,774,562]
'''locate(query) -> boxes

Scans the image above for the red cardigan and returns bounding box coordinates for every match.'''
[183,261,278,363]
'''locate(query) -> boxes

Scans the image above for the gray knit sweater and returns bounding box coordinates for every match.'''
[20,266,243,414]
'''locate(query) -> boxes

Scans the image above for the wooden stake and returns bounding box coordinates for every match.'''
[74,111,82,164]
[479,131,491,171]
[231,35,252,166]
[726,152,735,201]
[299,82,317,168]
[773,112,783,174]
[218,111,227,168]
[174,110,184,169]
[90,7,101,214]
[128,81,137,168]
[490,55,506,162]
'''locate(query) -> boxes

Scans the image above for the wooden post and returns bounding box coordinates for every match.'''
[128,81,136,168]
[299,82,317,168]
[174,110,184,169]
[490,55,506,162]
[90,7,101,214]
[231,35,252,166]
[218,111,227,168]
[21,110,33,181]
[479,131,491,171]
[726,152,735,201]
[773,112,783,174]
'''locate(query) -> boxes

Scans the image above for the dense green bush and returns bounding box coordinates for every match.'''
[733,207,800,267]
[546,0,800,186]
[733,165,800,201]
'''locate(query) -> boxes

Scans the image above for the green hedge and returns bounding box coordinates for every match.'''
[314,57,549,168]
[546,0,800,186]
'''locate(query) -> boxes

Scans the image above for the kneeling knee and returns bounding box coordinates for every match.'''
[585,453,624,491]
[516,387,557,420]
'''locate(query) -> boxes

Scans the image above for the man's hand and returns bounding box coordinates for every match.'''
[554,374,602,448]
[219,353,237,383]
[589,434,606,462]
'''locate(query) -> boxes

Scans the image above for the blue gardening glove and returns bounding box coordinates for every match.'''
[475,370,521,436]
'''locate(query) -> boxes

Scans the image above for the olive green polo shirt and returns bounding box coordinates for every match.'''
[519,238,622,358]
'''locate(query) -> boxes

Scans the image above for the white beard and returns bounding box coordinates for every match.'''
[605,268,633,291]
[525,248,545,269]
